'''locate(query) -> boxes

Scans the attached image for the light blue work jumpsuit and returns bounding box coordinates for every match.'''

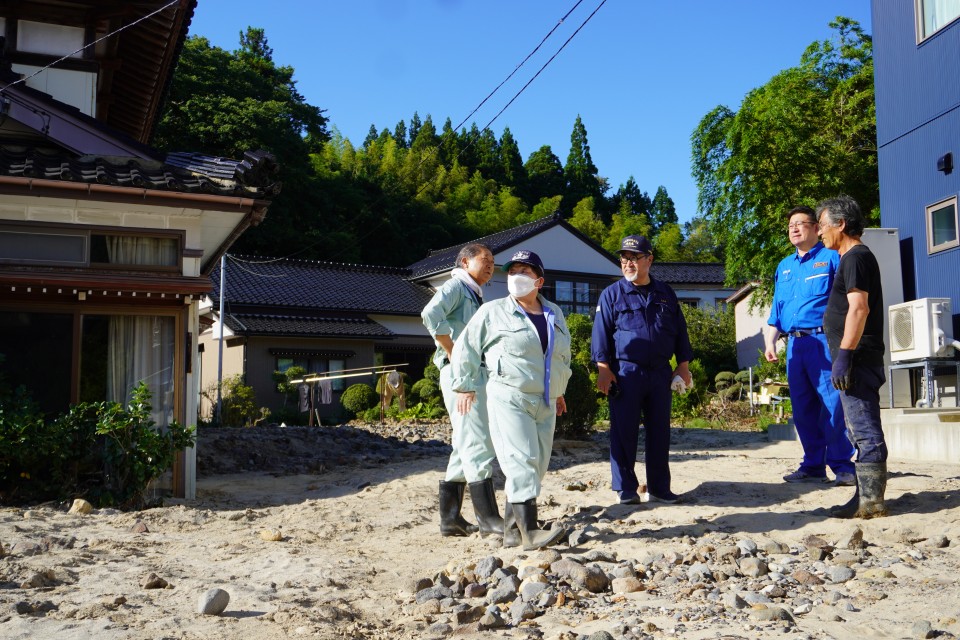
[451,295,572,502]
[421,276,497,483]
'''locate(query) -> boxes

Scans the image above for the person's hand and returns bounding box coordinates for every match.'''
[456,391,475,415]
[764,347,779,363]
[831,348,855,390]
[556,395,567,416]
[673,361,692,387]
[596,364,617,395]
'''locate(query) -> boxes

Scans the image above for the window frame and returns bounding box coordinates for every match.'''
[926,195,959,254]
[552,279,595,317]
[915,0,960,42]
[0,221,183,272]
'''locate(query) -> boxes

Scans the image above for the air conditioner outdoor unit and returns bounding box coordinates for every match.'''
[888,297,954,362]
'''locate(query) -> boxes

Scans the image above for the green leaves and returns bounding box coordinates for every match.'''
[691,18,877,300]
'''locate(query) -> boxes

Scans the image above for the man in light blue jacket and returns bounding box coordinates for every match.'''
[452,249,572,551]
[421,243,502,538]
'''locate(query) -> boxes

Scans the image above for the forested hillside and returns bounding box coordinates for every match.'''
[153,18,877,290]
[152,28,718,268]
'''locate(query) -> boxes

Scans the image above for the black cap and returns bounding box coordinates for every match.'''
[619,235,653,254]
[502,249,544,277]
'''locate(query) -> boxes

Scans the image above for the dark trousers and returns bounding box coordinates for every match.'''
[787,333,855,475]
[608,362,673,496]
[838,363,888,463]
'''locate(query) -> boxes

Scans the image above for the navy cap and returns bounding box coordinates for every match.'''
[619,235,653,254]
[502,249,544,277]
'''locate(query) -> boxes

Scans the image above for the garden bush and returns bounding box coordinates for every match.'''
[556,361,596,439]
[341,383,378,418]
[1,381,195,509]
[714,371,736,390]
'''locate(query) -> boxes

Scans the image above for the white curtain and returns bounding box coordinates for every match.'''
[924,0,960,36]
[107,316,175,428]
[106,236,177,266]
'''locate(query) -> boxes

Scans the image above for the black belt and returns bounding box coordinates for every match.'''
[788,327,823,338]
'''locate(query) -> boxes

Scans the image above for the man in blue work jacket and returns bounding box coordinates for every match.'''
[592,235,694,504]
[765,205,855,486]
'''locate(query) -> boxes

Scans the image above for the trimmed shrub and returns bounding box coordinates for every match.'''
[714,371,736,390]
[341,383,378,418]
[556,362,597,439]
[411,378,442,408]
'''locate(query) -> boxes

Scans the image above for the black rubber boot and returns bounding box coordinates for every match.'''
[853,462,888,519]
[439,481,478,536]
[502,501,521,548]
[829,462,888,519]
[511,499,566,551]
[828,487,860,518]
[468,479,504,538]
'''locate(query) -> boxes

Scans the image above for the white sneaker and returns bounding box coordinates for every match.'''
[833,472,856,487]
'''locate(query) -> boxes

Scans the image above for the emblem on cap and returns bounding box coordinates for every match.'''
[623,238,639,250]
[512,250,531,260]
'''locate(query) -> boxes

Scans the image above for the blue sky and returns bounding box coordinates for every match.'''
[188,1,873,226]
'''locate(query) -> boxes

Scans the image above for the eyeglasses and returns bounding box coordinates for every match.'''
[619,254,650,264]
[788,221,816,231]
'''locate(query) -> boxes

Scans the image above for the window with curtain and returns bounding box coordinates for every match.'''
[926,196,959,254]
[276,357,349,391]
[917,0,960,40]
[102,235,178,267]
[105,316,176,429]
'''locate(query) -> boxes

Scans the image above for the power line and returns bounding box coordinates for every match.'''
[320,0,607,262]
[480,0,608,132]
[452,0,585,133]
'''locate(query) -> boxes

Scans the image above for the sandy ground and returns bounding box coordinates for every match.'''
[2,426,960,640]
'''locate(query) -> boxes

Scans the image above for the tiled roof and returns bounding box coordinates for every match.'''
[651,262,727,285]
[225,314,393,338]
[214,256,434,315]
[407,213,568,278]
[0,146,280,198]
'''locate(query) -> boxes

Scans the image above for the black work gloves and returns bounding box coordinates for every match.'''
[831,348,855,390]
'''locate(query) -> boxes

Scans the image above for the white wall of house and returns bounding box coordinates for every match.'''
[732,288,769,370]
[9,19,96,116]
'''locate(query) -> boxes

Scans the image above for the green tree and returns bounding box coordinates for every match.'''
[653,222,684,261]
[153,30,331,257]
[649,186,678,236]
[393,119,408,148]
[604,201,652,254]
[411,114,439,151]
[568,197,605,244]
[563,115,602,216]
[691,17,877,300]
[682,216,722,262]
[499,127,526,190]
[610,177,652,224]
[525,145,565,204]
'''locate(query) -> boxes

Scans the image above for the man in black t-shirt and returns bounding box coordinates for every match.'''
[816,195,888,519]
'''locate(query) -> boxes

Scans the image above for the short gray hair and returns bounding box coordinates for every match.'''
[455,243,492,267]
[816,195,864,238]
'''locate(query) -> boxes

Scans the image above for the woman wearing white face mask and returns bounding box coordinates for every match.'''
[451,249,572,551]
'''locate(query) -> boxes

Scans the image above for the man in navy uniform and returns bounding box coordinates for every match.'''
[765,205,855,486]
[592,235,693,504]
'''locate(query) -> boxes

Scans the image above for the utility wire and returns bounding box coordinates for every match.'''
[0,0,182,93]
[322,0,607,261]
[452,0,585,132]
[479,0,607,133]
